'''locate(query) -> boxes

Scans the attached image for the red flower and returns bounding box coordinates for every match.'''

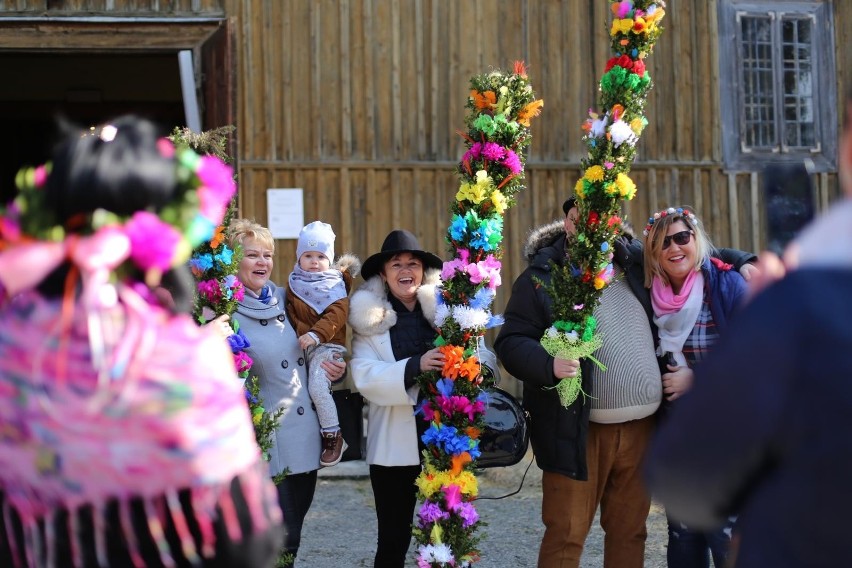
[588,211,600,225]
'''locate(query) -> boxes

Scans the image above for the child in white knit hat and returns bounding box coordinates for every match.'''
[286,221,360,467]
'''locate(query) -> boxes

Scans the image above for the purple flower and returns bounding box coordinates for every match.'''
[418,501,449,526]
[456,502,479,527]
[227,329,251,353]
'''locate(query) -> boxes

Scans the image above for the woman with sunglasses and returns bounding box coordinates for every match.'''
[643,206,747,568]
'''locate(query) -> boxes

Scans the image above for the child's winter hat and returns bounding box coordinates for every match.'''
[297,221,335,260]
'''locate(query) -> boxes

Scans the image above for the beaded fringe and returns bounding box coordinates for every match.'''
[1,463,277,567]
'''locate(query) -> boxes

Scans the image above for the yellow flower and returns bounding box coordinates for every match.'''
[630,117,646,136]
[594,277,606,290]
[604,182,619,196]
[456,182,486,204]
[584,165,605,182]
[430,523,444,544]
[616,173,637,199]
[491,190,508,214]
[610,18,633,36]
[454,471,479,497]
[574,178,586,198]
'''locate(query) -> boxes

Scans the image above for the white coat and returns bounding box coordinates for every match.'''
[348,272,439,466]
[348,271,500,466]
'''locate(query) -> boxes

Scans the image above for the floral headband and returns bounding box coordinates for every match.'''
[643,207,697,236]
[0,134,236,298]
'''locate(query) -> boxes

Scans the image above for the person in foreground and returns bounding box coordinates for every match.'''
[0,117,282,567]
[643,206,747,567]
[495,197,755,568]
[645,90,852,568]
[227,219,346,567]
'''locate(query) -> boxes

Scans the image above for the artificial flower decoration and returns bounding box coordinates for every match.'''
[539,0,666,408]
[168,127,286,469]
[412,62,541,567]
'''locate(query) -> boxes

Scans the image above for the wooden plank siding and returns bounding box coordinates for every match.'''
[1,0,850,395]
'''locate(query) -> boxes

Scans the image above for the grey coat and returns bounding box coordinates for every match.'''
[234,281,321,476]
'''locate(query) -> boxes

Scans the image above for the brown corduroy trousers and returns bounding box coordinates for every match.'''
[538,416,655,568]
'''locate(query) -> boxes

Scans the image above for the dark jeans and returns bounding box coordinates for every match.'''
[666,513,735,568]
[369,464,421,568]
[276,470,318,566]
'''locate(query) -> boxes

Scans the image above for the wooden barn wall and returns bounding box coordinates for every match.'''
[0,0,225,14]
[229,2,845,282]
[0,0,847,393]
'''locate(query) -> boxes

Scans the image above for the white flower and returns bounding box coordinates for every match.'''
[452,305,490,330]
[609,119,638,147]
[499,85,509,96]
[432,543,454,563]
[434,304,451,327]
[590,115,608,138]
[564,330,579,342]
[201,306,217,323]
[545,326,560,338]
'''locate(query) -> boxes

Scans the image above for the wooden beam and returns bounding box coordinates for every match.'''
[0,20,222,51]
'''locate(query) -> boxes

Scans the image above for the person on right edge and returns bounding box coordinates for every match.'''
[645,88,852,568]
[494,197,756,568]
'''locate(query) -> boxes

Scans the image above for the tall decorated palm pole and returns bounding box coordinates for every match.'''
[540,1,666,407]
[412,62,542,567]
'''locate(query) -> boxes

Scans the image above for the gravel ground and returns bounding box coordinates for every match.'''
[298,452,668,567]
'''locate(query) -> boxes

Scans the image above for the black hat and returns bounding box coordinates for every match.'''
[361,229,444,280]
[562,196,577,215]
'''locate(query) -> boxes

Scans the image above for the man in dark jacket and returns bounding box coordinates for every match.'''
[495,198,755,568]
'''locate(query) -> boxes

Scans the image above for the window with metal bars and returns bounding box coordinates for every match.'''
[718,1,837,171]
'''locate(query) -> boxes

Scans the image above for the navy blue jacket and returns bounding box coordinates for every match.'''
[646,269,852,567]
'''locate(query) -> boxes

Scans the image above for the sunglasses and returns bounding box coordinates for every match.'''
[662,230,693,250]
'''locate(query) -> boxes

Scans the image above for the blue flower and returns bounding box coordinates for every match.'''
[436,378,455,398]
[470,287,495,310]
[190,253,214,273]
[215,245,234,266]
[601,242,609,252]
[449,214,468,241]
[227,328,251,353]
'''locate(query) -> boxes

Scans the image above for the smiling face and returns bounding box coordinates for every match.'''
[381,252,424,308]
[656,220,697,292]
[299,251,330,273]
[238,237,274,294]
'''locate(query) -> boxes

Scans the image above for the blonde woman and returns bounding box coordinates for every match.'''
[643,206,746,567]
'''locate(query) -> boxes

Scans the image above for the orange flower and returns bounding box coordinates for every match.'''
[451,452,473,475]
[210,225,225,249]
[470,89,497,110]
[466,426,481,440]
[459,356,481,381]
[611,104,625,121]
[440,345,465,379]
[516,99,544,127]
[513,60,528,77]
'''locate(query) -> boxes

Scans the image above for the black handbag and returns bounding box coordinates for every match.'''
[331,388,365,462]
[477,386,530,468]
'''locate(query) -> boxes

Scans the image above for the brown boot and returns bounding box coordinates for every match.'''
[320,430,348,467]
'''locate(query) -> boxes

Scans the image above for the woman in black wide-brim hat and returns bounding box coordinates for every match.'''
[348,229,499,567]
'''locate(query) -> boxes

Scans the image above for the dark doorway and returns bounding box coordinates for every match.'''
[0,52,186,203]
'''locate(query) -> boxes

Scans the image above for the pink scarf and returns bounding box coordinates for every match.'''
[650,269,700,315]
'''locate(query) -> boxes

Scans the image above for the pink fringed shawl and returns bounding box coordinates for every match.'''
[0,287,280,566]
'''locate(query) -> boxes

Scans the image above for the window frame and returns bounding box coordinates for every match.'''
[718,0,837,172]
